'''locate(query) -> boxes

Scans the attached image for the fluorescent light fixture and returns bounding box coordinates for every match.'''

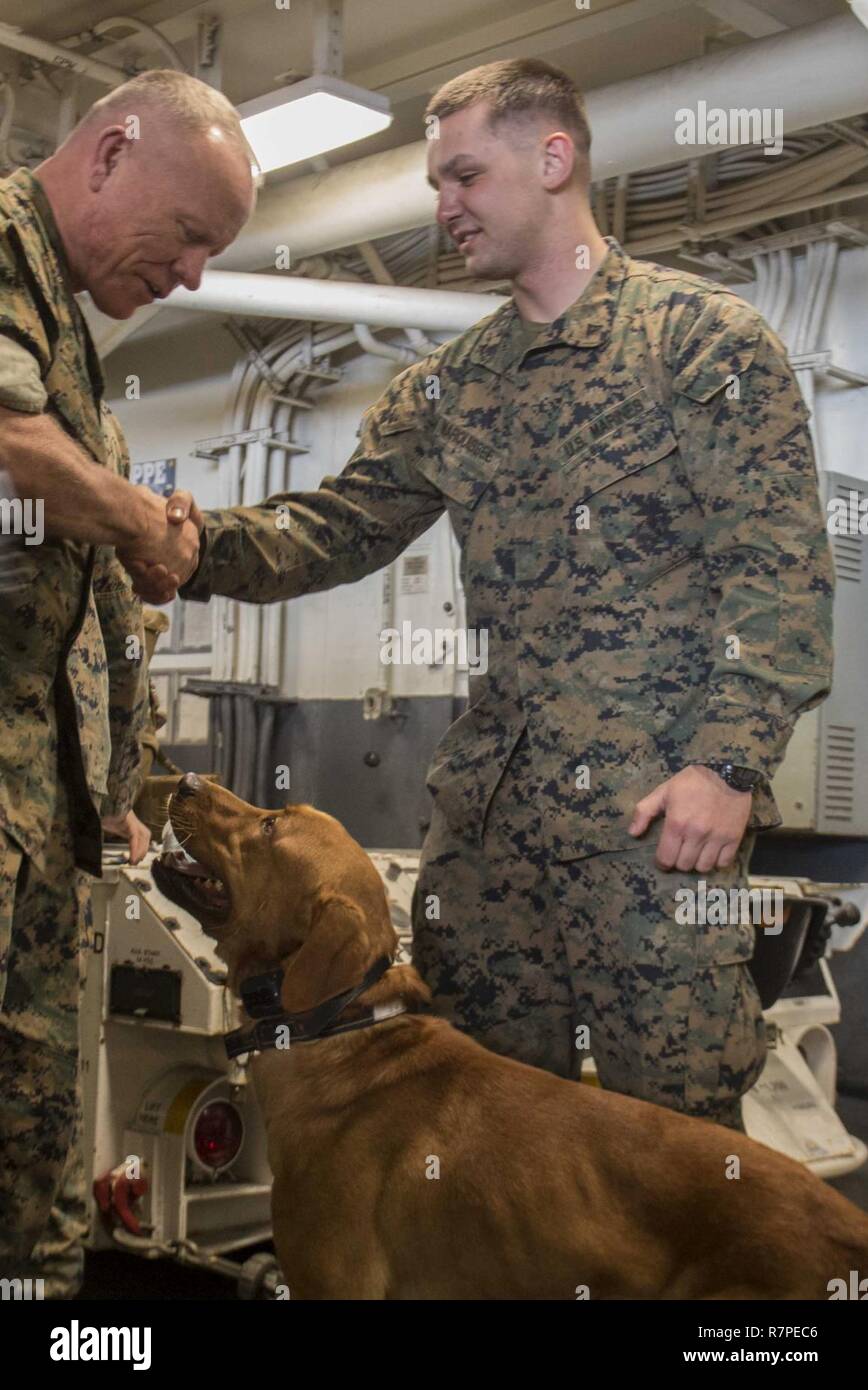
[238,75,392,174]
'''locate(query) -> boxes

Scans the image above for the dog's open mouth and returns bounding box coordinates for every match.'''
[153,820,231,924]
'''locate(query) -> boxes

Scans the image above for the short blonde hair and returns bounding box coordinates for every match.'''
[426,59,591,186]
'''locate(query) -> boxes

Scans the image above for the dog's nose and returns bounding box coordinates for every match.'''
[176,772,203,800]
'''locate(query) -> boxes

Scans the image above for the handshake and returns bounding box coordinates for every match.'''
[118,487,204,606]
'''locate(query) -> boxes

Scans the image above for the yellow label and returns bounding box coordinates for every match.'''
[164,1077,212,1134]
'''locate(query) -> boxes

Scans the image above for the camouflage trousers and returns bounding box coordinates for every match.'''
[413,732,767,1131]
[0,782,90,1298]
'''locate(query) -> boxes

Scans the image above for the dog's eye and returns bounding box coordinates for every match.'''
[262,816,277,836]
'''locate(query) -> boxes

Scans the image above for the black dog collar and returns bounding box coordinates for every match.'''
[225,955,414,1058]
[225,998,414,1058]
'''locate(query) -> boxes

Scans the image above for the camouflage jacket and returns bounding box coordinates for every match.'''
[0,168,148,875]
[181,237,834,858]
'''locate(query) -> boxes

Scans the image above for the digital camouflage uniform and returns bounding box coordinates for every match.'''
[134,607,170,790]
[0,168,148,1294]
[181,236,834,1129]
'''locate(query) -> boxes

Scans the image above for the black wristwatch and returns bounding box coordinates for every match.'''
[696,761,767,793]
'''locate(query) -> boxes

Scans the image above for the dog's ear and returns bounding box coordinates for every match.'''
[280,892,382,1015]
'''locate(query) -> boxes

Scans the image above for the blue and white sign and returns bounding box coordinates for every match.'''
[131,458,177,497]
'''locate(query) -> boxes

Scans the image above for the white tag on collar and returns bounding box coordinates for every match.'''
[372,1000,407,1023]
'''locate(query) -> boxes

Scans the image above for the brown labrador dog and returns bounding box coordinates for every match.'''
[153,773,868,1300]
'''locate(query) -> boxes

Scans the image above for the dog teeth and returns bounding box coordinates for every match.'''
[160,819,196,865]
[161,819,180,851]
[156,825,226,899]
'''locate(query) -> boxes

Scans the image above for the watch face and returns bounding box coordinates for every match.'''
[704,763,759,791]
[729,767,761,791]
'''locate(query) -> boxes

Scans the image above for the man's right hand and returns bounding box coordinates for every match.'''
[118,487,201,604]
[166,489,205,534]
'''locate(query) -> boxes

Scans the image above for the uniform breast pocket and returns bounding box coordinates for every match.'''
[414,443,500,512]
[567,408,702,588]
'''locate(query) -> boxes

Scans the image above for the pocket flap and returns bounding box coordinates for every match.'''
[416,453,498,507]
[418,422,501,507]
[672,329,759,403]
[566,403,678,503]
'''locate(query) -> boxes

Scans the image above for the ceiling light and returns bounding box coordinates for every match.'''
[238,75,392,174]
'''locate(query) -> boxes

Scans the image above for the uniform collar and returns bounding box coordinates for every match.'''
[469,235,629,375]
[4,166,106,403]
[8,167,80,305]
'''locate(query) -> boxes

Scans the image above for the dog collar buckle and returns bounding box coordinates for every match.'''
[240,969,286,1020]
[227,955,397,1057]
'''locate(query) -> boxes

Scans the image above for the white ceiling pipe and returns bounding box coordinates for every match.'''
[768,249,793,336]
[848,1,868,32]
[86,10,868,354]
[586,13,868,181]
[0,22,126,87]
[168,269,505,332]
[216,141,438,272]
[211,14,868,275]
[353,322,416,364]
[92,17,187,71]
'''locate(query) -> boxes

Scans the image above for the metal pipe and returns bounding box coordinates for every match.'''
[169,270,503,333]
[220,693,234,788]
[848,1,868,33]
[765,252,780,324]
[751,255,768,319]
[793,243,820,353]
[247,371,276,693]
[0,22,127,87]
[209,695,223,784]
[56,77,80,145]
[804,239,838,351]
[403,326,439,355]
[254,702,276,806]
[242,695,258,803]
[353,322,416,364]
[205,14,868,275]
[261,394,291,691]
[92,17,187,71]
[0,78,14,172]
[768,249,793,334]
[628,176,868,255]
[238,431,268,683]
[212,443,243,683]
[89,14,868,352]
[229,693,248,798]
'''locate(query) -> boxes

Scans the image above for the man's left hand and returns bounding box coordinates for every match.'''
[628,765,752,873]
[102,809,152,865]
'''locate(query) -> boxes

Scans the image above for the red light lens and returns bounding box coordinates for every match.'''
[193,1101,243,1170]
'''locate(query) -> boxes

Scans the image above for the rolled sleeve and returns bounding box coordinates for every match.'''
[0,331,48,413]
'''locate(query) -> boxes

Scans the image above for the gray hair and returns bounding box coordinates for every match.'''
[76,68,254,167]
